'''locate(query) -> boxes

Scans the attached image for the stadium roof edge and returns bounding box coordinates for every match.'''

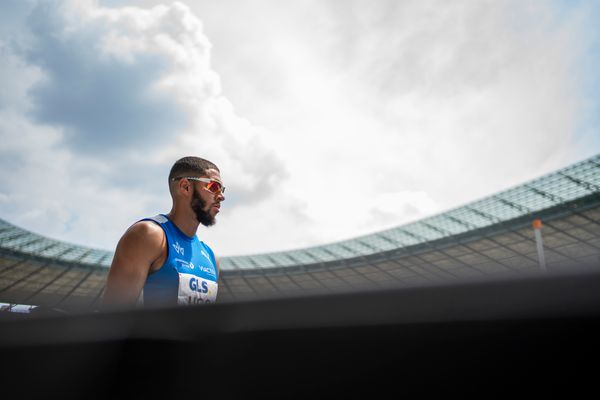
[1,153,599,270]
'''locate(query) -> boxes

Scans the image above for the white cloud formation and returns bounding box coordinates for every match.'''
[0,0,598,257]
[190,0,599,247]
[0,0,291,252]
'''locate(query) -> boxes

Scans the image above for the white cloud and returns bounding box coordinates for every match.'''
[0,0,288,251]
[189,0,597,248]
[0,0,598,257]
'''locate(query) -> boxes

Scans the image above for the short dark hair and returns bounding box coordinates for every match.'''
[168,156,219,181]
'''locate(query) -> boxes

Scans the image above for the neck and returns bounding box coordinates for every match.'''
[166,207,200,238]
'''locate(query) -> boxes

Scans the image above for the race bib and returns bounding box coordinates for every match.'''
[177,273,218,305]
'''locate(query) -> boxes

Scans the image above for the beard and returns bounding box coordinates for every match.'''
[191,188,216,227]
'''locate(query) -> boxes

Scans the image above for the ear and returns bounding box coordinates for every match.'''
[175,178,192,196]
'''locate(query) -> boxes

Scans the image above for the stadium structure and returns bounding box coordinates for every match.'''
[2,154,600,398]
[1,154,599,313]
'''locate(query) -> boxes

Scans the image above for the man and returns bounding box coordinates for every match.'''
[102,156,225,310]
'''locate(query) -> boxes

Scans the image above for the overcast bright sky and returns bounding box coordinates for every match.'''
[1,0,599,257]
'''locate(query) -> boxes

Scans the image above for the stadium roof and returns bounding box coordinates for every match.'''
[1,154,599,270]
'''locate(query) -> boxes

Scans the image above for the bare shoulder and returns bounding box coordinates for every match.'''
[104,220,166,309]
[124,220,164,241]
[116,220,165,260]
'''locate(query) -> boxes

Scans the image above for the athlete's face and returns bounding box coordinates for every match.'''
[190,169,224,227]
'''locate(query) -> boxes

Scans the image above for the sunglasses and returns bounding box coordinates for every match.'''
[172,177,225,194]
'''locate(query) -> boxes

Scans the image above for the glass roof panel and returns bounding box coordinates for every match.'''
[402,223,444,241]
[244,254,277,268]
[285,250,320,264]
[79,250,112,265]
[340,239,378,254]
[1,234,40,249]
[60,247,91,262]
[17,239,57,254]
[262,252,296,267]
[37,243,74,258]
[224,256,259,270]
[428,215,470,235]
[358,235,397,252]
[0,230,28,241]
[504,186,556,210]
[379,229,421,246]
[302,247,338,262]
[529,174,587,202]
[318,244,356,258]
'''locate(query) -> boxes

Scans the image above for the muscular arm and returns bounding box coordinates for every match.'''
[101,221,166,311]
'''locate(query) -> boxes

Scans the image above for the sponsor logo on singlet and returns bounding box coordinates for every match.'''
[175,258,216,278]
[172,241,184,256]
[174,258,194,270]
[177,273,218,305]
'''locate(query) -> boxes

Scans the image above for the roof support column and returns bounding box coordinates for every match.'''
[533,219,547,272]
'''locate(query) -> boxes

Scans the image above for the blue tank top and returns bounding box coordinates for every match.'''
[142,214,219,307]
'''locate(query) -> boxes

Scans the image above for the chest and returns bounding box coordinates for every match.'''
[168,241,218,304]
[166,239,217,281]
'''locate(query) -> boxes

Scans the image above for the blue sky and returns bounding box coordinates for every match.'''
[1,0,599,256]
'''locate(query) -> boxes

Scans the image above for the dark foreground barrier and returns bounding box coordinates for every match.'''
[2,267,600,398]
